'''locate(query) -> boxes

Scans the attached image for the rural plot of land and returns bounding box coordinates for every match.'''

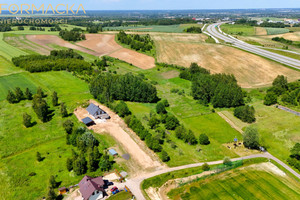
[77,34,155,69]
[26,35,98,56]
[74,100,164,176]
[154,34,300,88]
[167,162,300,200]
[26,34,156,69]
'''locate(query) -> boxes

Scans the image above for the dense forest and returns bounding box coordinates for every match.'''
[12,49,92,73]
[90,72,158,103]
[264,75,300,107]
[180,63,245,108]
[59,29,86,41]
[117,31,154,52]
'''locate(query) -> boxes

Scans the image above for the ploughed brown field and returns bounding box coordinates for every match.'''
[26,34,155,70]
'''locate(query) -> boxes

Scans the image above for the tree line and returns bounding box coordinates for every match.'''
[59,29,85,41]
[180,63,245,108]
[184,26,202,33]
[287,143,300,172]
[117,31,154,52]
[264,75,300,107]
[12,49,92,73]
[63,122,114,175]
[90,72,158,103]
[234,19,287,28]
[272,37,300,48]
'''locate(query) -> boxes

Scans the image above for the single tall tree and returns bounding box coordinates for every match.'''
[60,102,68,117]
[23,113,32,128]
[25,88,33,100]
[15,87,24,102]
[243,127,260,149]
[6,90,16,103]
[52,91,58,106]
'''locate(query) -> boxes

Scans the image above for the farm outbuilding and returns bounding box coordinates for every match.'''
[86,103,110,120]
[109,149,118,156]
[82,117,94,126]
[58,187,68,195]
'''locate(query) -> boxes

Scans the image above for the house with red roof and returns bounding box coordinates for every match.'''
[78,175,105,200]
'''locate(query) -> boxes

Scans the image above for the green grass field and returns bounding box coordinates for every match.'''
[0,56,118,199]
[0,33,27,60]
[221,24,256,36]
[168,163,300,200]
[219,89,300,166]
[265,28,290,35]
[126,67,241,166]
[104,25,186,33]
[107,191,132,200]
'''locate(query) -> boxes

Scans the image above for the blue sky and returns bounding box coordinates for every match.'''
[7,0,300,10]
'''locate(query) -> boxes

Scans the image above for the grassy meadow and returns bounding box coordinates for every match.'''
[126,66,241,167]
[104,25,186,33]
[0,32,118,199]
[219,89,300,165]
[221,24,256,36]
[168,162,300,200]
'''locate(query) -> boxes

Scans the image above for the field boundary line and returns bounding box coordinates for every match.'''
[217,112,243,134]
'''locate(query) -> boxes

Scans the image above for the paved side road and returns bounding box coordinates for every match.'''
[206,22,300,69]
[125,152,300,200]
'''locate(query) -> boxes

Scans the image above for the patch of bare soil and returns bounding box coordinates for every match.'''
[77,34,155,69]
[76,34,122,56]
[109,48,155,69]
[160,70,180,79]
[5,35,50,55]
[255,27,267,36]
[26,35,98,56]
[263,32,300,41]
[155,38,300,88]
[146,170,215,200]
[74,100,165,177]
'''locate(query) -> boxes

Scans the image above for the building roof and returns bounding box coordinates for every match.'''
[58,187,66,191]
[79,175,105,200]
[109,149,118,156]
[82,117,94,125]
[86,103,103,116]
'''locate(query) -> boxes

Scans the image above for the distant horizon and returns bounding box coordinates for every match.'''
[7,0,300,11]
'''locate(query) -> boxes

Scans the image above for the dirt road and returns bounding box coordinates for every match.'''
[74,100,164,177]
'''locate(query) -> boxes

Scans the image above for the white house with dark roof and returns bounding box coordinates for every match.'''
[78,175,105,200]
[86,103,110,120]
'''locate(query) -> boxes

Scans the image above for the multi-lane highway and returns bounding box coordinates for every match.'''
[206,23,300,69]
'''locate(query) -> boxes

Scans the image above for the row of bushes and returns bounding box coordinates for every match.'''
[117,31,154,52]
[12,49,91,73]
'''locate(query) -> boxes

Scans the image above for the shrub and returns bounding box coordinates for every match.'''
[165,115,180,130]
[264,92,277,106]
[202,163,210,171]
[156,102,167,114]
[199,133,210,145]
[223,157,232,166]
[23,113,32,128]
[161,150,170,162]
[243,127,260,149]
[234,105,256,123]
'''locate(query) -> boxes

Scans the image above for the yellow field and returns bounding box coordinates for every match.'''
[154,34,300,88]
